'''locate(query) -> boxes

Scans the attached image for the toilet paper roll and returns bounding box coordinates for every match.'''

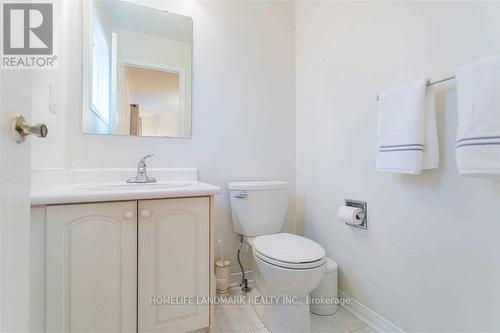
[338,206,363,225]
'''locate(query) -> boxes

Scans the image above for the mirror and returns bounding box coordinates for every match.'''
[82,0,192,138]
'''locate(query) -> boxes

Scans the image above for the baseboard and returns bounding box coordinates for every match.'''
[339,290,404,333]
[229,270,254,287]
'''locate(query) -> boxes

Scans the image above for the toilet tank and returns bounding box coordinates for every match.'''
[228,181,289,236]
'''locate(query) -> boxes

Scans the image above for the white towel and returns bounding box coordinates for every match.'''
[455,56,500,174]
[376,79,439,174]
[423,86,439,169]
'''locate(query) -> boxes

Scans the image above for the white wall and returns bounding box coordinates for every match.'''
[296,2,500,331]
[30,1,69,169]
[32,0,296,274]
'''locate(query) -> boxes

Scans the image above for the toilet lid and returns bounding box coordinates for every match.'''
[253,250,326,269]
[252,233,325,264]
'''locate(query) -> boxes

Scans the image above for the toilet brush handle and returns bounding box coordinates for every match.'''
[218,239,224,263]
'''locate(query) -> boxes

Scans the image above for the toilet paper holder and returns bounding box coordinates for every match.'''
[345,199,367,229]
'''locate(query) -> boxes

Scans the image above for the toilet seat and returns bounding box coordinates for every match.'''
[252,233,326,269]
[254,250,326,269]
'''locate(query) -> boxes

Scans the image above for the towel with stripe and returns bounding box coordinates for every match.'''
[376,79,439,174]
[455,56,500,174]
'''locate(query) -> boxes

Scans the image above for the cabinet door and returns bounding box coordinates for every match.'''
[138,197,209,333]
[45,201,137,333]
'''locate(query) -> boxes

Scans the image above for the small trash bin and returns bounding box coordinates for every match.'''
[310,257,338,315]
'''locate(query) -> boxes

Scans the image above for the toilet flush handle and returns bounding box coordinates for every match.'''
[233,191,247,199]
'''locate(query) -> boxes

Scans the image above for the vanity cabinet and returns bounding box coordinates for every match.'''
[34,196,214,333]
[138,197,209,332]
[45,201,138,333]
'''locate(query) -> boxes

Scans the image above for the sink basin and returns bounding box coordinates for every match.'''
[77,181,192,191]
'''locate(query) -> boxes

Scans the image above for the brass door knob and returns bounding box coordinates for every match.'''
[10,115,48,143]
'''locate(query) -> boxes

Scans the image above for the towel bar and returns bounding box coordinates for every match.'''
[376,75,455,101]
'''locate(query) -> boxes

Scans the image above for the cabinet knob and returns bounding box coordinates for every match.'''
[123,211,134,220]
[140,209,151,219]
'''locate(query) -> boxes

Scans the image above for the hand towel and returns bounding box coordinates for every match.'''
[455,55,500,174]
[423,86,439,169]
[376,79,439,174]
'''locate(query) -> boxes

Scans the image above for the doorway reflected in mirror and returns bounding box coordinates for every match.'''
[82,0,192,138]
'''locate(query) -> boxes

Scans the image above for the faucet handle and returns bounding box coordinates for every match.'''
[138,154,154,168]
[128,154,157,183]
[139,154,154,163]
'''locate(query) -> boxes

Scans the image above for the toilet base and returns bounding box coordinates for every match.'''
[252,264,323,333]
[250,285,313,333]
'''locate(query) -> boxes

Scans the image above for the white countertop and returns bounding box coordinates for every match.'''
[31,181,220,205]
[31,168,220,205]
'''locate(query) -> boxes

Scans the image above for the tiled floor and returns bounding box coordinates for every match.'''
[215,287,376,333]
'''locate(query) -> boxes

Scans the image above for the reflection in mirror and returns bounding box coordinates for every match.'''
[82,0,192,138]
[125,65,182,137]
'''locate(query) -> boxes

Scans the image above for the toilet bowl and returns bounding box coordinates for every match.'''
[250,233,326,332]
[228,181,326,333]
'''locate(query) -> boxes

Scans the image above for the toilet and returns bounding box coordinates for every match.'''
[228,181,326,333]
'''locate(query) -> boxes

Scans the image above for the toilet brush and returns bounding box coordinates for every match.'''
[215,239,230,295]
[218,239,224,262]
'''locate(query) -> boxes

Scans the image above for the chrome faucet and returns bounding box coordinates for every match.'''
[127,154,157,183]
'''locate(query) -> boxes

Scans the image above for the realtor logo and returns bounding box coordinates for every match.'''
[2,3,56,68]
